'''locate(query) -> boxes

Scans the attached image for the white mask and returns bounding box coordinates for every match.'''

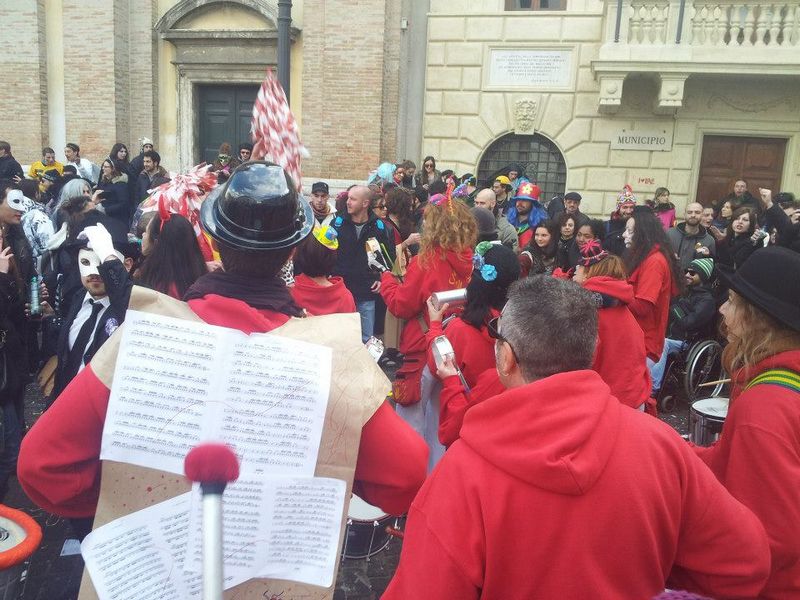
[78,249,102,278]
[5,189,26,213]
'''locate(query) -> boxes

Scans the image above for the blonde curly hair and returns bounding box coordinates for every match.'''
[419,200,477,266]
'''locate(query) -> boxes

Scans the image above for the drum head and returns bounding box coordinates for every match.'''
[0,517,28,553]
[348,495,388,522]
[691,397,729,419]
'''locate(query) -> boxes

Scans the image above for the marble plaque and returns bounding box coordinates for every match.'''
[488,49,572,88]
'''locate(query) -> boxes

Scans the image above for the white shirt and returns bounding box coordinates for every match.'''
[68,293,111,372]
[66,158,99,183]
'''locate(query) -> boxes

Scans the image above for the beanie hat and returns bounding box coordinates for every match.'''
[313,225,338,250]
[471,206,497,237]
[617,184,637,208]
[140,137,154,148]
[689,257,714,282]
[579,238,608,267]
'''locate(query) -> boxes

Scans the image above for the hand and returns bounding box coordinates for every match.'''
[750,230,766,245]
[758,187,773,210]
[79,223,117,262]
[0,247,13,274]
[370,280,381,293]
[709,226,726,242]
[367,254,387,273]
[39,280,49,302]
[426,295,449,322]
[25,300,54,319]
[205,260,223,272]
[695,245,710,256]
[404,232,421,247]
[436,354,459,380]
[11,175,22,184]
[91,189,104,205]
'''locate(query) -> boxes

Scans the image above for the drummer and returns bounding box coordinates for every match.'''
[695,246,800,599]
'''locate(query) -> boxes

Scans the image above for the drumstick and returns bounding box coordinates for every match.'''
[697,378,731,387]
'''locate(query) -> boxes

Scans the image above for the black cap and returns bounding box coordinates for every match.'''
[311,181,329,195]
[564,192,582,202]
[200,161,313,251]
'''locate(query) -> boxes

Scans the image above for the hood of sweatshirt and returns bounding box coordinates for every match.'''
[582,275,635,306]
[459,370,622,495]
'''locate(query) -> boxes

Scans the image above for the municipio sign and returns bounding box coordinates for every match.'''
[611,129,673,152]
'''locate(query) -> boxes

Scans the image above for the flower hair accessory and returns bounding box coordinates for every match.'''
[473,241,497,280]
[480,264,498,282]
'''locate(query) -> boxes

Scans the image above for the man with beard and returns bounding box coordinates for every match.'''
[666,202,716,270]
[505,182,546,248]
[310,181,335,226]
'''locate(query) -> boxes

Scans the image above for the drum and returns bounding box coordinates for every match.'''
[342,495,400,560]
[0,504,42,599]
[689,397,729,446]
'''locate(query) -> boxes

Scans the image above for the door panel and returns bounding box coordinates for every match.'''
[198,85,259,164]
[696,135,786,207]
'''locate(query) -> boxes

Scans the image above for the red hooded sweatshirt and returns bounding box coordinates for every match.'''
[18,293,428,518]
[583,275,651,408]
[695,350,800,599]
[425,310,499,389]
[628,247,678,360]
[289,273,356,316]
[380,248,473,404]
[384,370,771,600]
[438,368,505,447]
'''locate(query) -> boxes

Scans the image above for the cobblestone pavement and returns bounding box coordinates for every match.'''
[10,381,690,599]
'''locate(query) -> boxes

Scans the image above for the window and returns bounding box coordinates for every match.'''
[506,0,566,10]
[478,133,567,204]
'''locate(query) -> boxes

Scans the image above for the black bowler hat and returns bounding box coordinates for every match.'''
[200,161,313,251]
[717,246,800,332]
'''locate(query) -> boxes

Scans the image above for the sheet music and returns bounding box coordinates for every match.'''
[221,335,332,476]
[100,311,332,478]
[82,493,197,600]
[100,312,230,474]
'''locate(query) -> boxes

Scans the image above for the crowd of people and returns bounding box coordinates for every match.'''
[0,141,798,598]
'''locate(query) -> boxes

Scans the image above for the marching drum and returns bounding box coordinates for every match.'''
[342,495,401,560]
[689,397,729,446]
[0,505,42,599]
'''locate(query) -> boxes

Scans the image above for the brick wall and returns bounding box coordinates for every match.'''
[127,0,157,152]
[379,1,401,164]
[0,0,48,165]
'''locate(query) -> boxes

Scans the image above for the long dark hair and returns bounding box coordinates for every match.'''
[135,213,207,298]
[725,207,757,239]
[385,188,414,240]
[526,219,559,259]
[623,209,683,292]
[461,244,520,329]
[110,143,129,165]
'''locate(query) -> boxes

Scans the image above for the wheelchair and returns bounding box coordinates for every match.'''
[656,335,727,413]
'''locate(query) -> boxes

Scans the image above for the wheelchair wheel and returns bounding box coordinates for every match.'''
[659,394,676,413]
[684,340,725,402]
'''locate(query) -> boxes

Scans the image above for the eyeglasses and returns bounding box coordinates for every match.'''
[424,163,433,168]
[685,269,698,276]
[487,317,519,362]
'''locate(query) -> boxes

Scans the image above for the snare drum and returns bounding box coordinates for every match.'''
[342,495,400,560]
[689,397,729,446]
[0,504,42,598]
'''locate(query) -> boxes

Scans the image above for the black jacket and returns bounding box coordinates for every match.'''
[51,260,131,400]
[0,227,34,400]
[331,214,396,301]
[136,167,170,203]
[764,203,800,254]
[668,284,716,340]
[0,155,23,182]
[716,232,761,270]
[96,175,132,225]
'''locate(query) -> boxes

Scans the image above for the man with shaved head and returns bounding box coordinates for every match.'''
[330,184,395,341]
[473,188,519,252]
[666,201,716,270]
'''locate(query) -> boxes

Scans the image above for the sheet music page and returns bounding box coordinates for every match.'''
[100,311,234,474]
[221,334,332,477]
[259,477,346,588]
[81,493,197,600]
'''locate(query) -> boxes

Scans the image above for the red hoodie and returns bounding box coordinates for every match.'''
[438,368,505,447]
[18,293,428,518]
[424,311,498,389]
[583,275,651,409]
[380,248,473,404]
[289,273,356,316]
[694,350,800,599]
[628,247,677,360]
[384,370,771,600]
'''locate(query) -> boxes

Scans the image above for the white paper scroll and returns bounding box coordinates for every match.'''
[100,311,332,477]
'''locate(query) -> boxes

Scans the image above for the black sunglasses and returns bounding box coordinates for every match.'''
[685,269,698,276]
[487,317,519,362]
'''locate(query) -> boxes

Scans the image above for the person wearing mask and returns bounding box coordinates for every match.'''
[695,246,800,599]
[666,202,716,270]
[623,208,683,372]
[473,188,518,252]
[505,182,546,249]
[209,143,239,184]
[18,162,428,536]
[384,276,770,600]
[15,181,54,272]
[310,181,335,227]
[518,219,559,277]
[715,207,763,270]
[573,240,651,411]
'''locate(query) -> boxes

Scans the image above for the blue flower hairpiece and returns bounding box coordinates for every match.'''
[480,264,497,282]
[472,253,485,271]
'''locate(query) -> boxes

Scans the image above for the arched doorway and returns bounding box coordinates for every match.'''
[477,133,567,203]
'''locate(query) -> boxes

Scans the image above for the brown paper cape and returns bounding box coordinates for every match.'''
[79,286,388,599]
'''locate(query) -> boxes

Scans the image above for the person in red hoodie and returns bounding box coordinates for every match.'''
[623,207,683,381]
[384,275,771,600]
[574,240,651,410]
[379,193,476,412]
[694,246,800,599]
[290,224,356,316]
[17,162,428,537]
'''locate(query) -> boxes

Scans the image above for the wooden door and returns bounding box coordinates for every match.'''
[197,85,259,164]
[696,135,786,207]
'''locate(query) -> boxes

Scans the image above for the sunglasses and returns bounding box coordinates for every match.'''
[685,269,698,276]
[487,317,519,362]
[424,163,433,168]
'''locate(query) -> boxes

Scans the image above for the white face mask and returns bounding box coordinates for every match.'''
[78,249,101,278]
[5,190,26,213]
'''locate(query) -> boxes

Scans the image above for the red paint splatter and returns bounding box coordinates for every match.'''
[146,486,153,492]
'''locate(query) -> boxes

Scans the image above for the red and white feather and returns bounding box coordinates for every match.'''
[141,163,219,235]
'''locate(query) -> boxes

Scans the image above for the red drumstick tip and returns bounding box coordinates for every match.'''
[184,443,240,485]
